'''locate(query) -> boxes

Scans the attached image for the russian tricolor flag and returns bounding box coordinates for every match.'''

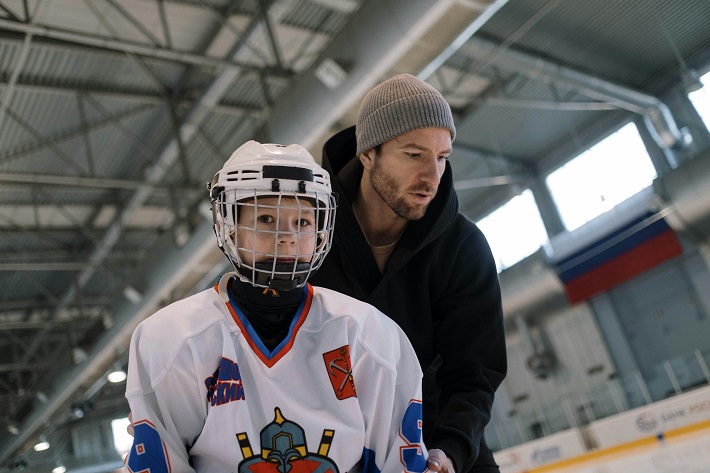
[554,212,683,304]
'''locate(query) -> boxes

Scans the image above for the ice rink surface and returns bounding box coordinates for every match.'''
[532,429,710,473]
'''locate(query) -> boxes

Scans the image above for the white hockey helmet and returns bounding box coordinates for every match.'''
[209,140,337,291]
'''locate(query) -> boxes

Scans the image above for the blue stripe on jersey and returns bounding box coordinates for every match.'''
[270,285,309,354]
[360,447,380,473]
[227,285,308,360]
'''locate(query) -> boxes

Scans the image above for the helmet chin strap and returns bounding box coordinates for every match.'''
[238,261,311,292]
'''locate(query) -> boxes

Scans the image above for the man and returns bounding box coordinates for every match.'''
[309,74,507,473]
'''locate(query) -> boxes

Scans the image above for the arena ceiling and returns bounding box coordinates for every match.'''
[1,0,710,470]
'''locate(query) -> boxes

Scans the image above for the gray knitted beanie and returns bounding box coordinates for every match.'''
[356,74,456,156]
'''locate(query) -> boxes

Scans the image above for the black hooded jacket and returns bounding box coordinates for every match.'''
[309,126,507,472]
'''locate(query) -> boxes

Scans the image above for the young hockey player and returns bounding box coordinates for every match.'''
[124,140,428,473]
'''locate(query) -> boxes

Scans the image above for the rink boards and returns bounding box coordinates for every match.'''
[494,384,710,473]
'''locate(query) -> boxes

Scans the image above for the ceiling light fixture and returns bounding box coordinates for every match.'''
[6,421,19,435]
[73,405,85,419]
[52,462,66,473]
[107,362,127,384]
[33,434,50,452]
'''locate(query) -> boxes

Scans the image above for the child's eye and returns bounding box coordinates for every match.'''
[257,215,275,223]
[297,219,312,227]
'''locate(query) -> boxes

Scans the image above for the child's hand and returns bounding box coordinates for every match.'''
[127,411,134,436]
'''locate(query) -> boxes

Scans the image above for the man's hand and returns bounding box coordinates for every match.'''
[427,449,455,473]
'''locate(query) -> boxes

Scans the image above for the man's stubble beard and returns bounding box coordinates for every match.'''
[370,156,434,221]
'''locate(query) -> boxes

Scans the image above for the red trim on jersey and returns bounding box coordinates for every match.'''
[220,283,314,368]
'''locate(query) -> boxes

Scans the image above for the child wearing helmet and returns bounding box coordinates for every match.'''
[209,140,337,292]
[124,141,428,473]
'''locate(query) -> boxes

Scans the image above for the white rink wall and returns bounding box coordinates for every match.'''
[494,384,710,473]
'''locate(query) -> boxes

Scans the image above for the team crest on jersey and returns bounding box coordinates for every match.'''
[205,357,245,406]
[236,407,338,473]
[323,345,356,400]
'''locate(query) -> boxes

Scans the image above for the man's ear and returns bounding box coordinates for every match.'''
[359,148,376,171]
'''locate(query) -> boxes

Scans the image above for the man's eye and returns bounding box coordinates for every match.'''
[406,152,421,159]
[438,155,449,161]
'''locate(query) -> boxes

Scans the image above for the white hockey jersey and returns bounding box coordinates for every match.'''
[125,274,427,473]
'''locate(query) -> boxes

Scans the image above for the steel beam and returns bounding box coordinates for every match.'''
[0,18,288,74]
[261,0,464,148]
[467,36,690,150]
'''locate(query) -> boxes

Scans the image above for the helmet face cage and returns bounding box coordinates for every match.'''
[212,189,336,290]
[210,142,337,291]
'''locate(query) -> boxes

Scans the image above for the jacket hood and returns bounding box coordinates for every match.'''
[322,126,460,254]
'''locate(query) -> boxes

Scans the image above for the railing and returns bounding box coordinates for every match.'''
[486,347,710,451]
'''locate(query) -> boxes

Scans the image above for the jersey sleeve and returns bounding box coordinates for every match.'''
[355,321,428,473]
[124,319,207,473]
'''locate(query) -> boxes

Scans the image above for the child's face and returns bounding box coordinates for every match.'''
[236,196,318,266]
